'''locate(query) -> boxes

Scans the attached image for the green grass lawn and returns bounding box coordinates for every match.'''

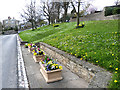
[19,20,120,88]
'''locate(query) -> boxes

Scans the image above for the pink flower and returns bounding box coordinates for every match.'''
[47,58,49,61]
[38,48,39,50]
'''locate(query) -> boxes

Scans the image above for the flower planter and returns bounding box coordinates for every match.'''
[33,55,45,63]
[28,47,36,53]
[40,62,63,83]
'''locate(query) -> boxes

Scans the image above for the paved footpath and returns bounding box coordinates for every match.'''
[21,45,88,88]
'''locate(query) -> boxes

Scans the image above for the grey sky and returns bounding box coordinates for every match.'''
[0,0,116,22]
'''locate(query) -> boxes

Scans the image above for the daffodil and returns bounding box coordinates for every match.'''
[114,80,118,83]
[79,24,82,26]
[96,61,98,63]
[109,65,112,68]
[115,72,117,73]
[112,43,114,45]
[112,54,114,56]
[115,68,118,70]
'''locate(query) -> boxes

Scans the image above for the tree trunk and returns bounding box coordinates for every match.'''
[48,16,51,25]
[77,2,80,26]
[31,21,34,30]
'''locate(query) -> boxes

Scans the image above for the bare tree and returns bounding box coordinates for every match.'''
[54,2,62,22]
[61,2,70,22]
[77,0,81,26]
[40,1,57,25]
[70,0,93,26]
[21,0,37,30]
[114,0,120,5]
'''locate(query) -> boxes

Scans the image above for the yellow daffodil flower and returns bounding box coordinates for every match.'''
[112,43,114,45]
[115,68,118,70]
[114,80,118,83]
[96,61,98,63]
[109,65,112,68]
[115,72,117,73]
[112,54,114,56]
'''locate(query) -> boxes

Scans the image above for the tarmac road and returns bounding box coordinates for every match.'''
[0,34,18,88]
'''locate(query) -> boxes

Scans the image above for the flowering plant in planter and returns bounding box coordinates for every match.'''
[28,43,37,53]
[28,43,36,48]
[32,48,45,62]
[32,48,45,56]
[41,56,62,71]
[40,56,63,83]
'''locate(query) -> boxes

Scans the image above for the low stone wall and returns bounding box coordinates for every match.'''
[70,11,120,22]
[40,42,112,88]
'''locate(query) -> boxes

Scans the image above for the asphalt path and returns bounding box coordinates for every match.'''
[0,34,18,88]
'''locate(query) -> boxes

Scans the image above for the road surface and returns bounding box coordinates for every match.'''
[0,34,18,88]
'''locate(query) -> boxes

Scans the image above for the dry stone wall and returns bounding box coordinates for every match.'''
[40,42,112,88]
[70,11,120,22]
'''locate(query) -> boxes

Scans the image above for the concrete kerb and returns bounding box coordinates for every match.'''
[17,34,29,88]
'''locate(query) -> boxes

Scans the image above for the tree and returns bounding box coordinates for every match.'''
[114,0,120,5]
[54,2,62,22]
[70,0,93,26]
[21,0,38,30]
[61,2,70,22]
[77,0,81,26]
[40,1,57,25]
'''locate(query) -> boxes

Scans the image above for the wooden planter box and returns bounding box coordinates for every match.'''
[40,63,63,83]
[28,47,36,53]
[33,55,45,63]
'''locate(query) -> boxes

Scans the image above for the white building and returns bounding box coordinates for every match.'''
[3,17,20,30]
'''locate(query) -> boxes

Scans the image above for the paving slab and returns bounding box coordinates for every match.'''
[21,45,88,88]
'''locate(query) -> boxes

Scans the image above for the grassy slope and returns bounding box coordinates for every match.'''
[19,20,119,88]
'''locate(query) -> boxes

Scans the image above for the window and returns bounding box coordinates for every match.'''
[6,21,8,24]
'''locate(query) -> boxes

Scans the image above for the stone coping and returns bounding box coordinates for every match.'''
[40,42,112,88]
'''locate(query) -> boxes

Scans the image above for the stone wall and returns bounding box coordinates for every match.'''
[40,42,112,88]
[70,11,120,22]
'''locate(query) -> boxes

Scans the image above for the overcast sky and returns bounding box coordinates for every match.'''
[0,0,116,22]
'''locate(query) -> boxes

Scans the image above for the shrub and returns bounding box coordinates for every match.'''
[105,6,120,16]
[112,7,120,15]
[105,7,113,16]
